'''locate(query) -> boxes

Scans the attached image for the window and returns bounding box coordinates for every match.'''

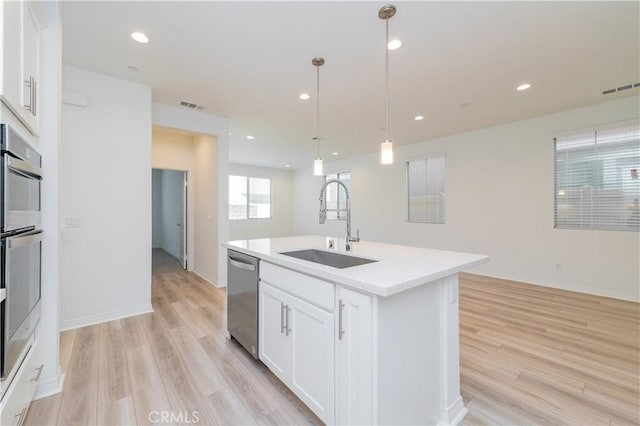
[229,175,272,220]
[554,122,640,232]
[407,154,446,224]
[324,172,351,220]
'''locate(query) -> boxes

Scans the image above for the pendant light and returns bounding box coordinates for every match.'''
[379,4,396,165]
[312,57,325,176]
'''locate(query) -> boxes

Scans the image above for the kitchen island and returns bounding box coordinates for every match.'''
[225,235,489,425]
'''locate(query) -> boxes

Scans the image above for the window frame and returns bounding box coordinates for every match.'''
[228,175,273,220]
[553,120,640,232]
[406,153,447,225]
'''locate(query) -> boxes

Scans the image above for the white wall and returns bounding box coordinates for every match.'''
[152,104,229,286]
[152,169,184,258]
[60,66,152,329]
[292,97,640,301]
[193,134,218,283]
[229,163,294,240]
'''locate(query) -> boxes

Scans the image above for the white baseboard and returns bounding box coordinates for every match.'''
[192,269,225,288]
[440,396,468,426]
[34,368,65,400]
[469,272,639,303]
[59,304,154,331]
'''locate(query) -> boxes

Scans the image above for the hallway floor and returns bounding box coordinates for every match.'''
[152,248,184,275]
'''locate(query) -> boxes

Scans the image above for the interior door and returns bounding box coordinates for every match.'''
[178,172,187,269]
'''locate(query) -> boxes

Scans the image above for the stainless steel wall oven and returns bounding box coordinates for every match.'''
[0,124,42,383]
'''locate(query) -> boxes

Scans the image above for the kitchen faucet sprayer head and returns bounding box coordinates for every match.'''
[319,209,326,224]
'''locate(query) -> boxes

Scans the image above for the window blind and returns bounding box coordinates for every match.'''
[554,122,640,232]
[407,154,446,224]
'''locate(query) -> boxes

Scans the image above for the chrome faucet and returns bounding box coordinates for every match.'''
[319,179,360,251]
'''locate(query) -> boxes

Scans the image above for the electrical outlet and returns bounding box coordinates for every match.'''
[326,237,337,250]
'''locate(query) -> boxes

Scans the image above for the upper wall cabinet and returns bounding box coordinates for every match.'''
[1,0,41,136]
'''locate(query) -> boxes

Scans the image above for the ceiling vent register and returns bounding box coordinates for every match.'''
[179,101,205,110]
[602,82,640,95]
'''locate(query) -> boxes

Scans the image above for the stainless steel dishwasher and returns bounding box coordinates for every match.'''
[227,249,259,358]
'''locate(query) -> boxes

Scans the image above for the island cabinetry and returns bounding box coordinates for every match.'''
[259,262,335,424]
[254,254,469,425]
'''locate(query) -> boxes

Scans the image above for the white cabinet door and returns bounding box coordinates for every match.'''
[1,0,23,113]
[21,0,40,131]
[336,287,373,425]
[259,283,292,382]
[290,298,335,424]
[0,0,40,135]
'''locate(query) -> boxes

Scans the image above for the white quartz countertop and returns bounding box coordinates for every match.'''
[224,236,489,297]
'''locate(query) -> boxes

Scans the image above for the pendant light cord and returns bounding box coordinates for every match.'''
[316,63,321,158]
[385,16,390,143]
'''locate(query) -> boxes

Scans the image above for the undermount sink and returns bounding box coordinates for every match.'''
[280,249,377,269]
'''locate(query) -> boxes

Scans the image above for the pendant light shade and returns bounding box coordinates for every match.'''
[314,156,323,176]
[380,140,393,165]
[379,4,396,165]
[312,57,325,176]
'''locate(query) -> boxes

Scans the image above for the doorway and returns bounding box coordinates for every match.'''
[152,168,187,274]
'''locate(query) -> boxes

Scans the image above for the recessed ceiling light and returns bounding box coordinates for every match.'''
[130,32,149,44]
[414,115,424,121]
[332,152,339,156]
[517,83,532,91]
[246,135,255,140]
[299,93,310,100]
[285,164,291,168]
[388,39,402,50]
[127,65,138,72]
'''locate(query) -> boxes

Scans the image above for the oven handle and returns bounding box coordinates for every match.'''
[7,156,43,181]
[7,231,43,248]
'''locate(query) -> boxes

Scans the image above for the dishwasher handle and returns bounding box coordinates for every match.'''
[229,257,257,272]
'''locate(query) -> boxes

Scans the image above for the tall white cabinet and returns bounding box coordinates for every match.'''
[0,0,44,422]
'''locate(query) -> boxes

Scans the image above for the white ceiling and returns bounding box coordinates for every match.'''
[61,1,639,169]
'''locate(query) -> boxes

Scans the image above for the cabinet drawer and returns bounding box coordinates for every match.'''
[261,262,334,311]
[0,341,43,426]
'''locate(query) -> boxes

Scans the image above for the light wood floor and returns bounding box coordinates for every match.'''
[459,273,639,426]
[24,270,322,426]
[24,271,639,425]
